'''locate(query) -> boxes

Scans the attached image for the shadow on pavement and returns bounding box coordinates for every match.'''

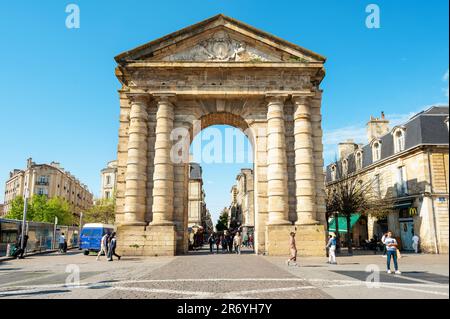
[331,270,448,284]
[0,289,70,297]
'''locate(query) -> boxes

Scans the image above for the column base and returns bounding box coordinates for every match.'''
[121,221,148,227]
[295,219,320,226]
[116,224,176,256]
[150,220,175,226]
[295,224,327,257]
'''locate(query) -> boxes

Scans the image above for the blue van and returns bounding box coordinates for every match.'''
[80,223,114,255]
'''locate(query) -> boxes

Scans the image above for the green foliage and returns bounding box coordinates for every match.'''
[83,197,115,224]
[215,209,229,232]
[5,195,74,225]
[5,196,31,220]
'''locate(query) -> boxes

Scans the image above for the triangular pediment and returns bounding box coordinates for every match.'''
[115,14,326,64]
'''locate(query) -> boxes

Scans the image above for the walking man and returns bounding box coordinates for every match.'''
[107,232,121,261]
[385,231,401,274]
[233,232,242,255]
[59,233,66,254]
[208,233,215,254]
[286,232,297,266]
[326,233,337,264]
[97,232,110,261]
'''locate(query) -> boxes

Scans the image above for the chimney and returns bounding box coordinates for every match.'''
[27,157,33,168]
[367,111,390,142]
[338,139,358,160]
[50,161,61,169]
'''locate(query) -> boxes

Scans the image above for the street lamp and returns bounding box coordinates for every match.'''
[78,212,83,249]
[20,187,30,252]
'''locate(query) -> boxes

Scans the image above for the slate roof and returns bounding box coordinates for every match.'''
[325,106,449,183]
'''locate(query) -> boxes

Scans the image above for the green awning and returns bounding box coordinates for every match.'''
[328,213,361,233]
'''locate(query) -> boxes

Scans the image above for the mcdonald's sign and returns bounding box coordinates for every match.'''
[409,207,417,217]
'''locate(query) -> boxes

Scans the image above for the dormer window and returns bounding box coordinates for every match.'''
[355,150,363,170]
[371,140,382,162]
[392,127,406,153]
[342,159,348,176]
[331,164,337,181]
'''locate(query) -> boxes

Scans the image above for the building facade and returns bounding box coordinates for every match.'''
[100,160,118,200]
[4,158,94,220]
[114,14,327,257]
[228,169,255,237]
[188,163,207,229]
[325,107,449,253]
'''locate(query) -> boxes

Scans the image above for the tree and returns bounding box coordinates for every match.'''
[44,197,74,225]
[326,162,393,255]
[215,208,229,232]
[5,195,74,225]
[5,196,33,221]
[83,198,115,224]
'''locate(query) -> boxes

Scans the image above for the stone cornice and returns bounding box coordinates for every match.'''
[123,61,324,69]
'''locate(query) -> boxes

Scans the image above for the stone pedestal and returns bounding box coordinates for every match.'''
[265,224,326,256]
[295,224,326,257]
[116,225,177,256]
[265,224,297,256]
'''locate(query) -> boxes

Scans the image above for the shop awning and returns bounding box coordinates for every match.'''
[328,213,361,233]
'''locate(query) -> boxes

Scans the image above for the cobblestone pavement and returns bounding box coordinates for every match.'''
[0,248,447,299]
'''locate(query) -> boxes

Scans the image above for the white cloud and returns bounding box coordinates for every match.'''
[443,69,449,99]
[443,69,449,81]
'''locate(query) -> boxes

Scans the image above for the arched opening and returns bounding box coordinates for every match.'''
[185,112,255,255]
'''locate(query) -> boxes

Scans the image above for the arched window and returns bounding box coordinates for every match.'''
[331,164,337,181]
[342,159,348,176]
[392,127,406,153]
[371,140,382,162]
[355,150,363,170]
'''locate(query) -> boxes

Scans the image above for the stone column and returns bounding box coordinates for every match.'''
[123,94,149,226]
[311,90,327,225]
[151,95,175,225]
[266,95,290,225]
[293,95,318,225]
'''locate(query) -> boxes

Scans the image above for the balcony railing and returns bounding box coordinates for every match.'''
[36,181,49,186]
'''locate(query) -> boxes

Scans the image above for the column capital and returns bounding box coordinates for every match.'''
[152,93,177,104]
[265,93,288,104]
[291,93,314,104]
[126,92,150,104]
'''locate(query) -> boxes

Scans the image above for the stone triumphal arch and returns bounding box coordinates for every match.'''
[114,14,327,256]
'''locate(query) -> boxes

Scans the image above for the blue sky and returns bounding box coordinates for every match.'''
[0,1,448,223]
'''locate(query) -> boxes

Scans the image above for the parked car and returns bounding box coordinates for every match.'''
[79,223,114,255]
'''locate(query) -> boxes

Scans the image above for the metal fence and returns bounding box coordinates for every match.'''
[0,218,80,257]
